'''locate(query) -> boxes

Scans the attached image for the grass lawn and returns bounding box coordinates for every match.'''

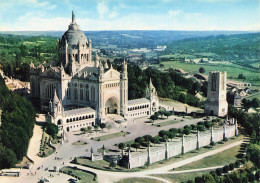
[153,170,212,183]
[116,178,163,183]
[92,132,128,141]
[158,61,259,84]
[154,119,181,127]
[245,92,260,100]
[174,144,241,171]
[60,167,96,183]
[75,158,130,171]
[72,140,88,145]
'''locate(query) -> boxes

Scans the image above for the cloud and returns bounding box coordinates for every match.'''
[97,1,109,19]
[168,10,182,17]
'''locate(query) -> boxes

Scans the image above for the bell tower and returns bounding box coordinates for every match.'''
[205,71,228,117]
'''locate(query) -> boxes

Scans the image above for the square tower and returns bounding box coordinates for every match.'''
[205,71,228,117]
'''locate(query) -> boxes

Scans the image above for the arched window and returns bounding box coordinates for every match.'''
[66,119,69,123]
[67,83,71,100]
[44,84,54,99]
[91,86,95,102]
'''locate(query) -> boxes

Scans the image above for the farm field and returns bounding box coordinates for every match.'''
[156,61,259,85]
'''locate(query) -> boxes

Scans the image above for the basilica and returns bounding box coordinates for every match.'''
[30,12,159,132]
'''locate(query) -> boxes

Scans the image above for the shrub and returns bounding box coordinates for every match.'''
[197,121,205,126]
[169,128,178,133]
[186,180,193,183]
[241,158,247,164]
[191,124,197,130]
[223,165,230,173]
[195,176,202,183]
[229,163,235,170]
[248,173,255,182]
[197,125,205,131]
[235,160,241,168]
[255,170,260,180]
[216,168,223,176]
[223,137,228,142]
[178,128,183,134]
[211,141,216,146]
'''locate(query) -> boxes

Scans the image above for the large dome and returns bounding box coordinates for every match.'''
[62,29,88,45]
[61,11,88,46]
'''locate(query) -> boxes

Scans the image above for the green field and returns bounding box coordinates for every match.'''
[92,132,128,141]
[153,170,212,183]
[175,144,241,171]
[117,178,162,183]
[157,61,259,85]
[155,119,181,127]
[60,167,96,183]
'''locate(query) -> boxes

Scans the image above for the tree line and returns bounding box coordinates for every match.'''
[0,74,35,169]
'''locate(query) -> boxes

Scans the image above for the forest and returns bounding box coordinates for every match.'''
[0,34,57,81]
[0,74,35,169]
[123,64,205,107]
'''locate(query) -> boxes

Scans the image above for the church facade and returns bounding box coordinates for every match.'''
[30,12,159,132]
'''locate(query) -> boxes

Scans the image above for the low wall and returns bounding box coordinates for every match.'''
[129,124,236,169]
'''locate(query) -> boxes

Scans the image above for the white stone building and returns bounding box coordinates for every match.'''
[205,71,228,117]
[30,12,159,132]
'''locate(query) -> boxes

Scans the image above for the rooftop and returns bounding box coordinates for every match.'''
[64,107,95,116]
[128,98,150,106]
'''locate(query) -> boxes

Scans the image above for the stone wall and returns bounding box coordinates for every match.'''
[129,124,236,169]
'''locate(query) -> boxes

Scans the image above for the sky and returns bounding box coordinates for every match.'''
[0,0,259,31]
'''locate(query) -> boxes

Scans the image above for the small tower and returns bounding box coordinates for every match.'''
[205,71,228,117]
[120,58,128,117]
[52,89,63,118]
[95,53,100,68]
[146,78,159,115]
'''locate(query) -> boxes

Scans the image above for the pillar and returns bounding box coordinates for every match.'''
[182,134,185,154]
[196,129,200,149]
[165,139,169,159]
[102,144,106,157]
[90,147,94,161]
[128,148,131,169]
[223,122,226,139]
[235,119,238,136]
[210,126,214,143]
[147,143,151,164]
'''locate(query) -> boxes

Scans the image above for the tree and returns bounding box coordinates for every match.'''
[99,123,106,132]
[118,143,125,153]
[80,128,86,134]
[158,110,165,118]
[179,93,186,103]
[143,135,153,145]
[168,132,176,141]
[169,128,178,133]
[45,122,59,138]
[164,111,171,119]
[87,126,92,133]
[199,67,205,73]
[223,165,230,173]
[132,143,140,152]
[204,121,212,129]
[197,125,205,131]
[109,161,116,169]
[159,130,168,138]
[135,137,145,144]
[150,115,158,122]
[216,168,223,176]
[183,128,191,135]
[151,136,160,145]
[178,128,183,134]
[238,73,246,79]
[106,124,112,132]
